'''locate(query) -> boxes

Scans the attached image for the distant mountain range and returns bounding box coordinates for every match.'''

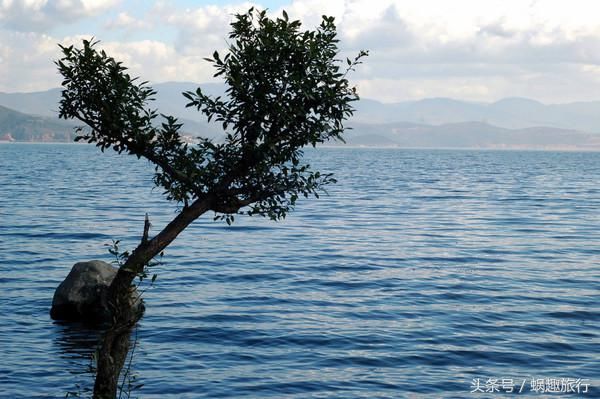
[1,82,600,150]
[353,97,600,133]
[342,121,600,150]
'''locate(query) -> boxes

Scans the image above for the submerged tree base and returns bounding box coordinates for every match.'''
[93,318,138,398]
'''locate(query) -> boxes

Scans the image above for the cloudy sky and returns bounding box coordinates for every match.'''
[2,0,600,103]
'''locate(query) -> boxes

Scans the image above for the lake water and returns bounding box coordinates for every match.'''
[0,144,598,398]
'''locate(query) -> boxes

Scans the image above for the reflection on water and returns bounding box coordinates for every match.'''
[53,320,143,398]
[52,321,100,396]
[53,321,100,363]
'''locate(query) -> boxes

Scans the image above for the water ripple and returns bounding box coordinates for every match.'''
[0,145,598,398]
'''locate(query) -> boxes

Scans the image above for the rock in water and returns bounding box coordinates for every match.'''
[50,260,144,325]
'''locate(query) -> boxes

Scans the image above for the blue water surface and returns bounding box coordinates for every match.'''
[0,144,598,398]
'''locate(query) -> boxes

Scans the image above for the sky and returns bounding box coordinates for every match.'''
[2,0,600,103]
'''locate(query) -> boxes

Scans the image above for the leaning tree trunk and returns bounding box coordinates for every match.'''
[92,199,210,399]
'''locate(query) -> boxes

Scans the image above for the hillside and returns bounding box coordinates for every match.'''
[1,84,600,149]
[6,83,600,132]
[0,83,226,141]
[0,105,75,142]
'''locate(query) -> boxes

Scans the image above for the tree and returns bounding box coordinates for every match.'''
[56,8,366,399]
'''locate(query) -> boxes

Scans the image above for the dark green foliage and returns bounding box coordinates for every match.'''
[57,8,367,221]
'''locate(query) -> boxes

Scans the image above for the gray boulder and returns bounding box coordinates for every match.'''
[50,260,144,325]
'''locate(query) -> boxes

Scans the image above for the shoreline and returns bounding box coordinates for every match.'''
[3,141,600,152]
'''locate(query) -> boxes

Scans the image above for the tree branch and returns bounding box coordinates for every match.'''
[71,112,202,196]
[141,213,151,244]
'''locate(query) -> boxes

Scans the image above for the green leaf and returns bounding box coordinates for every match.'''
[55,8,366,267]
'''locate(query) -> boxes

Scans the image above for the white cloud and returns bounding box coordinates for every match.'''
[0,0,120,31]
[54,35,227,86]
[4,0,600,103]
[0,30,59,92]
[326,0,600,101]
[155,2,257,56]
[105,12,149,31]
[273,0,345,27]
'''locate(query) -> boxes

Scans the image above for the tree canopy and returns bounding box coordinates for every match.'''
[57,9,367,223]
